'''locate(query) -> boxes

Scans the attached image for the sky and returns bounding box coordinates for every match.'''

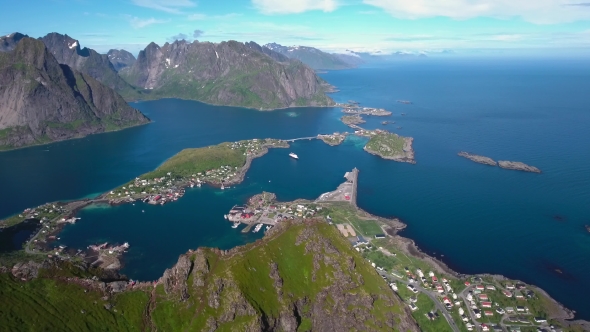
[1,0,590,56]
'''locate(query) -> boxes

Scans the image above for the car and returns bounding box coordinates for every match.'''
[407,284,419,293]
[496,308,505,314]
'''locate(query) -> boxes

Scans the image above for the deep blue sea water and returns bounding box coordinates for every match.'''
[1,58,589,318]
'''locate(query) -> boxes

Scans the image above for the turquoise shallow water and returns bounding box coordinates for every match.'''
[1,58,589,318]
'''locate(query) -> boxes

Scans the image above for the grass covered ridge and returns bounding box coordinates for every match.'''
[141,142,247,180]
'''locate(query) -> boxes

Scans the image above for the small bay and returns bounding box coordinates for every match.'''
[1,58,590,318]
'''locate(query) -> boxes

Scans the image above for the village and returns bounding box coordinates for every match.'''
[105,138,289,206]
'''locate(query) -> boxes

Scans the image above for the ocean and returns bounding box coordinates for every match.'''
[1,57,589,318]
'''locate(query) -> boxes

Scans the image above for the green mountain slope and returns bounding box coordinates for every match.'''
[0,221,417,331]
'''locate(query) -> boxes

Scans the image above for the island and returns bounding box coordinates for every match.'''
[458,152,542,173]
[498,161,542,173]
[317,132,347,146]
[458,152,498,166]
[1,168,587,331]
[364,131,415,164]
[340,114,366,126]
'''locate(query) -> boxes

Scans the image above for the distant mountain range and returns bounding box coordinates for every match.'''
[264,43,362,70]
[0,32,338,149]
[0,37,149,150]
[118,40,333,109]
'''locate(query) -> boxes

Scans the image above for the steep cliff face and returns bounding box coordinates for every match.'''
[40,33,143,100]
[119,40,334,110]
[264,42,359,70]
[155,221,418,331]
[0,38,149,150]
[106,49,136,71]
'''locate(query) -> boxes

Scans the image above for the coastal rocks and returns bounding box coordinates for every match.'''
[458,152,541,173]
[458,152,497,166]
[498,160,542,173]
[160,254,192,301]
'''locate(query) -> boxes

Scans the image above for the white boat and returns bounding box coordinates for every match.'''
[221,184,225,190]
[223,214,228,220]
[232,222,239,228]
[253,224,263,233]
[289,152,299,159]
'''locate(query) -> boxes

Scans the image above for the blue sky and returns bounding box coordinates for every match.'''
[1,0,590,55]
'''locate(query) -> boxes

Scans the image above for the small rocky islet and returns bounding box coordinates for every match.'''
[458,151,541,173]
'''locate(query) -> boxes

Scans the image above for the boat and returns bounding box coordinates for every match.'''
[232,222,239,229]
[253,224,263,233]
[221,184,225,190]
[224,214,228,220]
[289,152,299,159]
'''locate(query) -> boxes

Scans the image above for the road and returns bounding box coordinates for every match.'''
[378,271,460,332]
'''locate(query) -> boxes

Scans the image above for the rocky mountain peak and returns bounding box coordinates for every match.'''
[0,32,29,52]
[106,49,136,72]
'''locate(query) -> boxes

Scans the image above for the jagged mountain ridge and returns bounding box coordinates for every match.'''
[264,42,361,70]
[155,220,419,330]
[119,40,334,110]
[107,49,136,71]
[39,33,143,100]
[0,37,149,150]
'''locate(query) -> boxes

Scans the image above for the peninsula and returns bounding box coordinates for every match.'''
[458,152,497,166]
[1,169,587,331]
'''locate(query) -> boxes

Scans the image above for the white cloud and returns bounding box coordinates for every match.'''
[188,13,207,20]
[363,0,590,24]
[132,0,196,14]
[187,13,242,20]
[252,0,338,14]
[129,17,167,29]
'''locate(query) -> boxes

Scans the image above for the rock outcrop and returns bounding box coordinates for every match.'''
[458,151,497,166]
[119,39,334,110]
[498,161,541,173]
[0,37,150,150]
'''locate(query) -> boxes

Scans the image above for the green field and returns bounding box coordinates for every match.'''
[365,132,406,157]
[141,143,246,180]
[319,202,384,237]
[0,273,148,331]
